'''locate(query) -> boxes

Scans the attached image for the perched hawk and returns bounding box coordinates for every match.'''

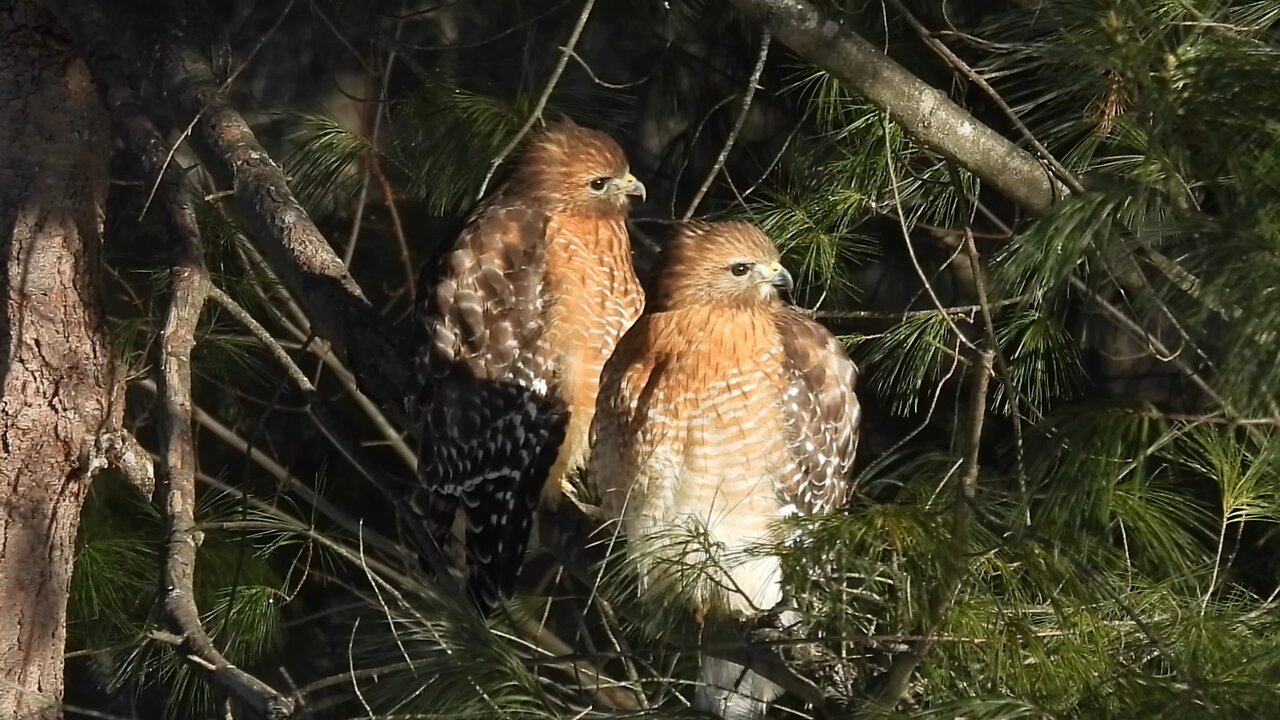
[588,220,860,719]
[410,119,646,611]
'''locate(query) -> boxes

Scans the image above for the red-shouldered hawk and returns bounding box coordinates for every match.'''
[410,119,646,611]
[588,220,860,719]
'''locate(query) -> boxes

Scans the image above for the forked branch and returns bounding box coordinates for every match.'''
[58,2,295,714]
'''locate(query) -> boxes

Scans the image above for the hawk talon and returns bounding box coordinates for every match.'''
[558,478,604,521]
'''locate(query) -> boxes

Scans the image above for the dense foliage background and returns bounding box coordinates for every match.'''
[61,0,1280,717]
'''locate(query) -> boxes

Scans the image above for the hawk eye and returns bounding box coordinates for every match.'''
[588,177,610,192]
[730,262,753,277]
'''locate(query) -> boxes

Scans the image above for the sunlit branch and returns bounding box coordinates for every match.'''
[727,0,1071,212]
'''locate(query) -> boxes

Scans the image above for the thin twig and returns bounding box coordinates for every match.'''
[133,378,405,561]
[883,117,977,351]
[562,47,647,89]
[809,296,1024,321]
[741,120,802,199]
[170,288,411,548]
[476,0,597,199]
[683,27,771,219]
[226,227,418,469]
[369,153,416,302]
[366,15,416,301]
[208,286,314,392]
[945,163,1032,523]
[873,344,993,708]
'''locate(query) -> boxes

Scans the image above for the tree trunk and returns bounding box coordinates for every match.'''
[0,1,115,717]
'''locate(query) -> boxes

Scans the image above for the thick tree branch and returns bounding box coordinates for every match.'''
[727,0,1071,213]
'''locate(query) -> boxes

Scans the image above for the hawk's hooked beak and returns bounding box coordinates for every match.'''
[615,173,646,201]
[769,262,794,294]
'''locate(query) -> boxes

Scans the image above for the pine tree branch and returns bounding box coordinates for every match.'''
[870,222,998,702]
[872,332,994,708]
[225,235,418,469]
[203,284,415,536]
[132,377,407,562]
[152,168,295,720]
[885,0,1084,195]
[540,505,853,714]
[726,0,1071,213]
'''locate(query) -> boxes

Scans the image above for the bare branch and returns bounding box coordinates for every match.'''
[874,238,996,706]
[55,3,295,713]
[476,0,598,199]
[875,345,993,702]
[727,0,1071,212]
[133,377,407,562]
[683,27,771,219]
[151,143,295,720]
[366,21,417,302]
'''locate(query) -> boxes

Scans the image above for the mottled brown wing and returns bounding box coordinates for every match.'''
[773,309,860,516]
[410,204,567,612]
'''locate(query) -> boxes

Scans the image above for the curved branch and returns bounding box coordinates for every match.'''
[152,197,294,719]
[727,0,1071,213]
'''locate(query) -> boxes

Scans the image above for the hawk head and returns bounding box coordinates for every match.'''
[511,118,646,216]
[651,220,794,311]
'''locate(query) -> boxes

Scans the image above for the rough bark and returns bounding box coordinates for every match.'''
[0,1,115,717]
[728,0,1072,213]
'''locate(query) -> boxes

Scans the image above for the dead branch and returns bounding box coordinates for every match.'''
[55,2,295,714]
[151,113,295,720]
[873,290,995,709]
[727,0,1071,213]
[132,377,407,562]
[156,114,293,720]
